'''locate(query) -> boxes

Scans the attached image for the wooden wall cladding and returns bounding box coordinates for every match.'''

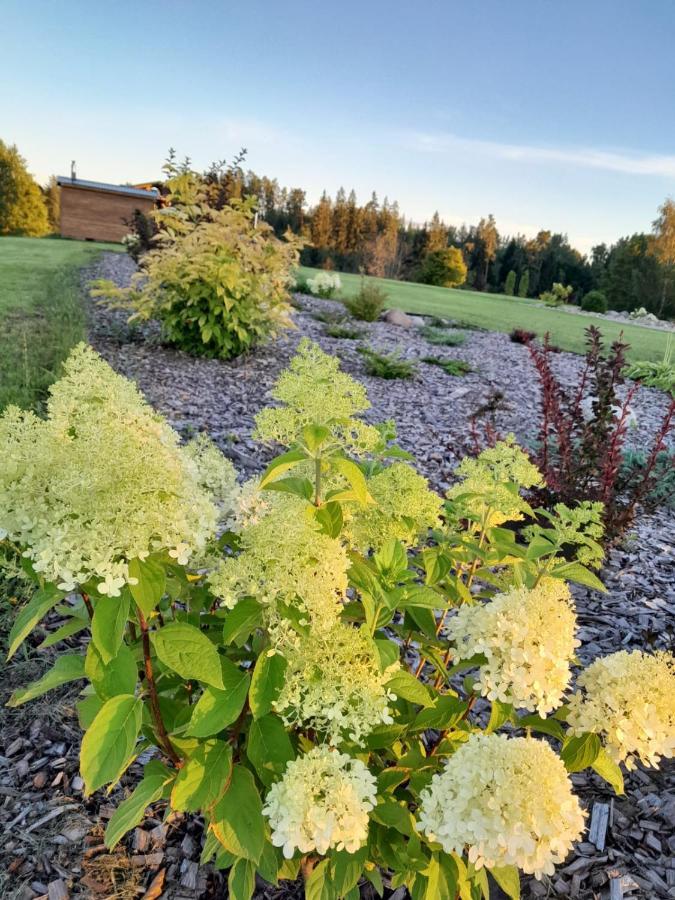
[60,186,156,242]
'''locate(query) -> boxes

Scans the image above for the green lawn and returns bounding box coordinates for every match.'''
[0,236,123,411]
[298,266,670,363]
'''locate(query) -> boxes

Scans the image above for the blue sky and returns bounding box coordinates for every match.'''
[3,0,675,252]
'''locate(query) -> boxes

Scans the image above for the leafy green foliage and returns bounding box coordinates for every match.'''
[92,200,300,360]
[504,270,516,296]
[0,140,50,236]
[343,279,388,321]
[5,339,663,899]
[625,337,675,394]
[419,325,465,346]
[324,323,364,340]
[422,356,472,376]
[358,345,416,378]
[540,282,573,306]
[417,247,467,288]
[581,290,608,313]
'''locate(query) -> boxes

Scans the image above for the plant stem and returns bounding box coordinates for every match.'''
[314,456,322,506]
[137,610,182,767]
[81,592,94,620]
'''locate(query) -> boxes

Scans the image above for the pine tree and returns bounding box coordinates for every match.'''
[310,192,333,250]
[518,269,530,298]
[43,175,60,232]
[0,141,50,236]
[332,187,349,253]
[427,211,448,253]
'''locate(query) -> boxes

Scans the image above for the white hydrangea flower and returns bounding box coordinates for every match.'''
[0,345,232,593]
[263,747,376,858]
[567,650,675,770]
[447,579,579,715]
[306,271,341,297]
[274,622,398,746]
[419,734,585,878]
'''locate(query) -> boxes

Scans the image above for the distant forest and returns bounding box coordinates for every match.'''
[155,154,675,318]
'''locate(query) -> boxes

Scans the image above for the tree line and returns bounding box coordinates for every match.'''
[2,138,674,317]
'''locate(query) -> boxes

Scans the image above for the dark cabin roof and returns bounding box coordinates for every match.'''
[57,177,159,199]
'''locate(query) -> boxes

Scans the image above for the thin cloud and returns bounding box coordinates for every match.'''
[401,131,675,178]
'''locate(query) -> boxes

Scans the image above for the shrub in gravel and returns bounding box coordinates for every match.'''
[343,278,388,321]
[420,325,465,346]
[540,282,573,306]
[91,200,301,360]
[625,337,675,395]
[325,323,363,340]
[422,355,472,376]
[527,326,675,539]
[581,290,608,313]
[4,340,674,900]
[358,344,416,378]
[509,328,537,344]
[307,271,341,299]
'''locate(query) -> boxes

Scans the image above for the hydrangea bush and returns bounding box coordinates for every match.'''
[2,339,674,900]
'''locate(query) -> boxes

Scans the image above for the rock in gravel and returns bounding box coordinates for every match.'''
[382,308,414,327]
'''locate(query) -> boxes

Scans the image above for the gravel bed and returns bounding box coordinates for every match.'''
[2,252,671,900]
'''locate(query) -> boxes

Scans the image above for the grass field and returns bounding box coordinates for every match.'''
[0,236,122,411]
[298,266,671,363]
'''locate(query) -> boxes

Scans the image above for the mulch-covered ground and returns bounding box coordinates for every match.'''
[1,253,673,899]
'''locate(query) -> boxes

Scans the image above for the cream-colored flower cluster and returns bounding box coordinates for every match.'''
[263,747,376,858]
[418,734,585,878]
[275,622,397,745]
[567,650,675,770]
[306,271,341,297]
[182,433,237,512]
[209,496,348,630]
[447,580,579,715]
[0,345,230,595]
[447,436,543,527]
[225,477,272,532]
[254,339,381,453]
[345,463,443,552]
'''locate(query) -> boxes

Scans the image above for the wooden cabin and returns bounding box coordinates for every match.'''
[57,176,158,242]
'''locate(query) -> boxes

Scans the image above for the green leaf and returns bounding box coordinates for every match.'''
[364,867,384,897]
[7,584,65,660]
[305,859,336,900]
[249,652,287,719]
[222,598,264,646]
[247,715,294,786]
[386,669,433,708]
[374,638,400,673]
[91,589,130,664]
[228,858,256,900]
[591,746,625,795]
[551,562,606,593]
[302,423,332,453]
[7,654,85,706]
[259,447,307,489]
[518,713,565,741]
[38,616,88,649]
[128,556,166,617]
[264,476,313,501]
[370,800,416,836]
[187,660,249,738]
[486,699,513,733]
[314,501,343,538]
[77,692,103,729]
[331,846,367,897]
[330,457,371,505]
[490,865,520,899]
[413,695,465,731]
[561,732,601,772]
[85,641,137,701]
[211,766,264,863]
[374,539,408,580]
[171,740,233,812]
[105,762,173,848]
[151,622,224,689]
[80,694,142,795]
[400,585,444,610]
